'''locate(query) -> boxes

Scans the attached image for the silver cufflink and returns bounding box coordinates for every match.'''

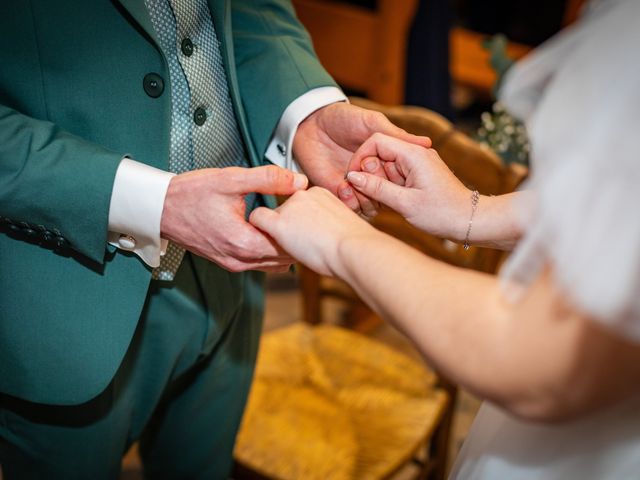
[118,234,137,249]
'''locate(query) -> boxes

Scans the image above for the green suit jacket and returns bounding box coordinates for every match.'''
[0,0,335,405]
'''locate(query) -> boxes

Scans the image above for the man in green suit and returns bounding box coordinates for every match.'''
[0,0,424,478]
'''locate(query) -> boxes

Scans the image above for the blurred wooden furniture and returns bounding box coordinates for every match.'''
[292,0,418,104]
[450,27,530,94]
[234,99,526,480]
[451,0,586,94]
[293,0,586,100]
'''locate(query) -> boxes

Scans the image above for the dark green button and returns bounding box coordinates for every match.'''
[181,38,194,57]
[54,236,68,249]
[143,73,164,98]
[194,107,207,126]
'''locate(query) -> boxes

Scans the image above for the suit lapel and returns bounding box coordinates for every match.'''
[117,0,160,47]
[207,0,260,165]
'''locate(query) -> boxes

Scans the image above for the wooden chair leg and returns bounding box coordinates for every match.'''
[425,389,457,480]
[299,265,322,325]
[232,461,270,480]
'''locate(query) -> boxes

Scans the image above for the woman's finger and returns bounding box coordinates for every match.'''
[384,161,406,186]
[347,171,407,212]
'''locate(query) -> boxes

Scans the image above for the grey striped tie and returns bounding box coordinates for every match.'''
[145,0,249,280]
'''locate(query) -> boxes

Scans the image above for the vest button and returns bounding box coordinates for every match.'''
[143,73,164,98]
[194,107,207,126]
[181,38,194,57]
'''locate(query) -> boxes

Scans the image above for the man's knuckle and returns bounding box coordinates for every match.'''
[367,111,386,127]
[235,238,254,258]
[364,207,378,219]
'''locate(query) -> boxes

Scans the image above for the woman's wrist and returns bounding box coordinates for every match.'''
[331,223,383,280]
[459,192,525,250]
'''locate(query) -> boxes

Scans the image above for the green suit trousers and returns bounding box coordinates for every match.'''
[0,256,265,479]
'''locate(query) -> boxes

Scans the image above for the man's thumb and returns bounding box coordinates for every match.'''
[239,165,308,195]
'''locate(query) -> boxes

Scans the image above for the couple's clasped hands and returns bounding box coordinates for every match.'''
[250,128,473,277]
[160,102,470,274]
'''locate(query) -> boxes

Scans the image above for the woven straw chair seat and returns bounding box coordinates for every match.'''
[235,323,449,479]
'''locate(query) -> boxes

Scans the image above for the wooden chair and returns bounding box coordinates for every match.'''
[233,98,526,480]
[291,0,418,105]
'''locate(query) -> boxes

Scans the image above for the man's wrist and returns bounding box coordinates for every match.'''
[107,158,175,267]
[265,86,347,172]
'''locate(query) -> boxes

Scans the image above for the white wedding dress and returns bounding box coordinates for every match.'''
[450,0,640,478]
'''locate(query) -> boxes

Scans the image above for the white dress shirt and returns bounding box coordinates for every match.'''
[107,86,346,267]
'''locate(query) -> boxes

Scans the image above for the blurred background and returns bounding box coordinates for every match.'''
[292,0,583,124]
[120,1,585,478]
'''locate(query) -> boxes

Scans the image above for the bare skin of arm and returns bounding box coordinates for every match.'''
[335,224,640,423]
[250,167,640,423]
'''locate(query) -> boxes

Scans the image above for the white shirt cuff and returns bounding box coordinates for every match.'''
[265,86,347,173]
[107,158,175,268]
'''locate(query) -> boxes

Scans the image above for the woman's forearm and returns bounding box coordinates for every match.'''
[333,229,640,421]
[334,231,510,399]
[250,186,640,421]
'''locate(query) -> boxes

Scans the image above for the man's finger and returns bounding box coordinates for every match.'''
[228,165,308,196]
[360,156,386,177]
[355,156,384,216]
[395,131,432,149]
[336,180,362,213]
[223,258,294,273]
[353,191,379,219]
[256,265,292,273]
[346,171,406,211]
[364,110,432,149]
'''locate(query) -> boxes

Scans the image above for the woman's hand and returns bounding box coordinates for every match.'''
[345,133,472,242]
[293,103,431,219]
[249,187,376,277]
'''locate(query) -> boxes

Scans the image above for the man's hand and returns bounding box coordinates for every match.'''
[160,165,308,273]
[293,102,431,219]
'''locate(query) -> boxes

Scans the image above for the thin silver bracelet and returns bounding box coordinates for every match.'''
[463,190,480,250]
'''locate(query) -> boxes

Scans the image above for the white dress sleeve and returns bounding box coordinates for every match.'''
[498,0,640,343]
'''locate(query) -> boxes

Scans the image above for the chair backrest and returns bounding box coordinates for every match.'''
[291,0,418,105]
[299,97,527,326]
